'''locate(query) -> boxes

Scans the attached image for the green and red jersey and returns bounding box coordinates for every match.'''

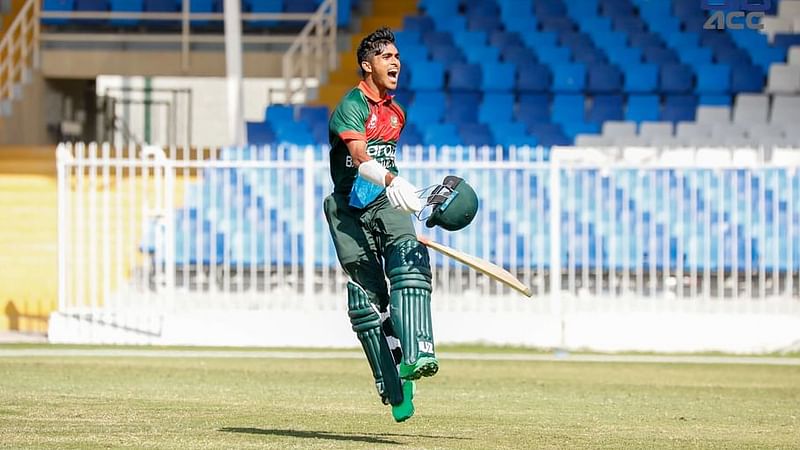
[328,80,407,195]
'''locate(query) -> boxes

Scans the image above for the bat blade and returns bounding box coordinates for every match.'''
[418,236,532,298]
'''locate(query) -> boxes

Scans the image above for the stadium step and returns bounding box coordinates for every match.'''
[313,0,417,110]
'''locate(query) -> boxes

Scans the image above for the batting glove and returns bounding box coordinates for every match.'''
[386,176,422,213]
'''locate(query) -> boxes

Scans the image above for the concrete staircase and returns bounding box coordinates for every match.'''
[315,0,418,109]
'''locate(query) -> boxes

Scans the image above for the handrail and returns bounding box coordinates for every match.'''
[0,0,38,107]
[282,0,337,105]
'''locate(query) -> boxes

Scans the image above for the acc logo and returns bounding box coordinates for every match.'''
[390,115,399,128]
[367,114,378,130]
[702,0,770,30]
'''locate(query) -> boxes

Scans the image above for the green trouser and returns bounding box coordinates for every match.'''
[323,191,435,395]
[323,192,418,308]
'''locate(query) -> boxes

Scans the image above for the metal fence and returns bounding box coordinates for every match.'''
[56,143,800,323]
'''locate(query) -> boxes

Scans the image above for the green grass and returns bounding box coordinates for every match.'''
[0,349,799,449]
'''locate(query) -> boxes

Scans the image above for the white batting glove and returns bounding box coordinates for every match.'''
[386,176,422,213]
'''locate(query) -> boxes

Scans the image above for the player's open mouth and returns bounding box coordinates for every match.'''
[388,69,398,82]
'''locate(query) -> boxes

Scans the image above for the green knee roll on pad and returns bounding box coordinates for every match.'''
[386,239,435,366]
[347,282,405,406]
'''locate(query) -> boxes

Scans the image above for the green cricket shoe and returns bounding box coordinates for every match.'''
[399,356,439,380]
[391,380,415,423]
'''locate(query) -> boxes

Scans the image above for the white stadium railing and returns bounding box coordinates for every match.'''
[52,143,800,351]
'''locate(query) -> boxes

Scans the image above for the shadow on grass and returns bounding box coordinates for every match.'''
[219,427,402,445]
[219,427,472,444]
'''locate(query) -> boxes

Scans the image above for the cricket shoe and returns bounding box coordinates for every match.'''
[391,380,416,423]
[399,356,439,380]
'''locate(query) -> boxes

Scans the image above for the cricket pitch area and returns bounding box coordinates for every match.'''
[1,345,798,449]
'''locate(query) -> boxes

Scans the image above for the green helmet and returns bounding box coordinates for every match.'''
[423,176,479,231]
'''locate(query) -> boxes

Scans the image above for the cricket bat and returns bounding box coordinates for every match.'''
[417,235,533,298]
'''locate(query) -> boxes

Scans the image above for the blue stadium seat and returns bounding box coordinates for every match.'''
[429,45,465,71]
[529,123,571,146]
[590,31,628,50]
[336,0,352,27]
[490,31,524,50]
[74,0,109,25]
[503,14,538,34]
[572,47,607,65]
[401,44,429,65]
[520,31,559,49]
[678,47,713,66]
[297,106,328,127]
[459,124,495,146]
[774,34,800,49]
[587,95,624,123]
[246,122,275,145]
[552,94,585,124]
[517,93,551,127]
[422,31,453,48]
[403,15,435,33]
[448,63,482,91]
[265,104,294,124]
[42,0,75,25]
[424,123,462,146]
[244,0,282,27]
[539,16,576,34]
[517,64,551,93]
[534,46,571,66]
[434,15,467,34]
[699,95,730,106]
[284,0,316,13]
[623,64,658,93]
[628,32,663,50]
[552,64,586,93]
[453,31,488,49]
[731,65,764,93]
[665,32,699,49]
[479,93,515,123]
[409,61,445,90]
[535,1,567,18]
[607,47,642,66]
[714,47,751,65]
[660,64,694,94]
[490,122,538,147]
[612,16,646,33]
[481,63,516,91]
[502,46,537,67]
[468,15,502,33]
[662,95,697,123]
[109,0,143,27]
[626,95,660,122]
[398,123,423,146]
[464,46,501,64]
[643,46,679,64]
[407,92,446,126]
[695,64,731,94]
[577,16,611,32]
[587,64,622,94]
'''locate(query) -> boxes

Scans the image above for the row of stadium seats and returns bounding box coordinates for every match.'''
[148,146,800,271]
[245,0,800,147]
[41,0,354,26]
[576,95,800,147]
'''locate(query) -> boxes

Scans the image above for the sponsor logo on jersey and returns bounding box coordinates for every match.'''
[390,115,399,128]
[367,114,378,130]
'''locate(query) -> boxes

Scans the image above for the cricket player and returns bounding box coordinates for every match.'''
[323,27,435,423]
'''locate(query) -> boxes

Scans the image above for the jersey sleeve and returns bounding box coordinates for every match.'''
[329,94,368,142]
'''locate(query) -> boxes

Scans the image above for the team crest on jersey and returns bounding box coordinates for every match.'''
[390,115,399,128]
[367,114,378,130]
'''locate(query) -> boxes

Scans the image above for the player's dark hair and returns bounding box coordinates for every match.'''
[357,27,396,77]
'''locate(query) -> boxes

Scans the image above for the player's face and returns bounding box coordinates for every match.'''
[370,43,401,91]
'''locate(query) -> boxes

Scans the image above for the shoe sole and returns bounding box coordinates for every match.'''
[402,359,439,381]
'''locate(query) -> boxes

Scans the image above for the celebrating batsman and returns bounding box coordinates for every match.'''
[323,27,435,423]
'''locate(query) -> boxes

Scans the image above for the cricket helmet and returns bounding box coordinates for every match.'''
[420,175,479,231]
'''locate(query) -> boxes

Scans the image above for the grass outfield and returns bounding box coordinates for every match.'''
[0,347,798,449]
